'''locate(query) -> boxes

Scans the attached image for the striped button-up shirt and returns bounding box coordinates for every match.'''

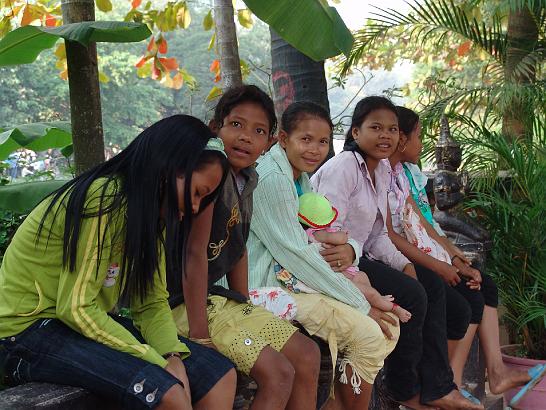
[247,143,370,315]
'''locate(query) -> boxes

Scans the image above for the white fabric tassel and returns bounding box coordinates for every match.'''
[337,358,362,394]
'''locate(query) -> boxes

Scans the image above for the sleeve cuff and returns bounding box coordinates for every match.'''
[394,256,412,272]
[347,238,362,266]
[155,340,190,360]
[143,341,190,369]
[142,348,169,368]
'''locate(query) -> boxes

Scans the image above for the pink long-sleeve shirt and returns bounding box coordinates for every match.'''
[311,150,411,272]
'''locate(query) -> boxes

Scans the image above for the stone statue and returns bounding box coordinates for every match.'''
[433,115,491,271]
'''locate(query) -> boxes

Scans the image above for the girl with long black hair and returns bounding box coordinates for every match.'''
[0,115,237,410]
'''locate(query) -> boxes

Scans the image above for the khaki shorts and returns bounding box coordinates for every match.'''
[172,295,298,374]
[291,291,399,387]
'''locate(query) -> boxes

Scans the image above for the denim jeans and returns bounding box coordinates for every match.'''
[359,258,460,403]
[0,317,234,409]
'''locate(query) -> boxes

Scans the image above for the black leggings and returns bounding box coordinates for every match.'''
[453,272,499,324]
[359,258,466,403]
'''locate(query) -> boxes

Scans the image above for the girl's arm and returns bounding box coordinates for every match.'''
[408,197,481,282]
[182,202,214,340]
[408,195,454,256]
[226,249,250,299]
[386,203,461,286]
[56,213,186,369]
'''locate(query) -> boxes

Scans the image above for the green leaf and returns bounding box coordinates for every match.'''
[237,9,253,29]
[0,22,151,66]
[98,70,110,83]
[0,121,72,160]
[176,3,191,29]
[242,0,353,61]
[96,0,112,12]
[60,144,73,158]
[0,180,70,213]
[206,85,222,101]
[207,31,216,51]
[203,9,214,31]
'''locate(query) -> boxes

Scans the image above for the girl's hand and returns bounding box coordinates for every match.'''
[453,258,482,283]
[435,261,461,286]
[466,279,481,290]
[403,263,417,280]
[368,307,398,339]
[165,356,191,403]
[320,243,355,272]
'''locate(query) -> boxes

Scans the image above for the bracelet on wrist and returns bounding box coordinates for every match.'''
[189,337,213,345]
[163,352,181,360]
[451,254,462,264]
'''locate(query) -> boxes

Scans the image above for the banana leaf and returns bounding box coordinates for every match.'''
[0,21,151,66]
[243,0,353,61]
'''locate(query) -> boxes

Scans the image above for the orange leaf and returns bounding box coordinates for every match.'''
[45,14,57,27]
[457,41,471,56]
[131,0,142,8]
[214,73,221,83]
[158,57,178,71]
[21,5,36,26]
[152,63,162,80]
[172,72,184,89]
[147,36,156,52]
[135,55,151,67]
[209,59,220,73]
[157,37,168,54]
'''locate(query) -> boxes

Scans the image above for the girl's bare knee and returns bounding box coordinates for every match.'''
[252,349,295,392]
[157,384,191,410]
[289,334,321,375]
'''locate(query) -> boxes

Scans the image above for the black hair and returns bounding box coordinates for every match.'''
[396,106,420,137]
[281,101,333,134]
[214,84,277,135]
[343,96,398,156]
[37,115,229,300]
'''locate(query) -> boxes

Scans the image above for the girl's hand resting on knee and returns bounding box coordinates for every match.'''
[453,258,482,283]
[166,356,191,403]
[434,261,461,286]
[368,307,398,339]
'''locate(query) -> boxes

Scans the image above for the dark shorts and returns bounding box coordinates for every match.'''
[0,317,234,409]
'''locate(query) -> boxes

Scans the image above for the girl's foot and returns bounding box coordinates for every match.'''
[398,394,438,409]
[488,364,532,394]
[392,303,412,323]
[427,389,484,410]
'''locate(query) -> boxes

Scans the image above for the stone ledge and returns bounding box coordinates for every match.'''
[0,382,117,410]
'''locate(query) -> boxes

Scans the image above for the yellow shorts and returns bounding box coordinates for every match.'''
[291,291,399,389]
[172,295,298,374]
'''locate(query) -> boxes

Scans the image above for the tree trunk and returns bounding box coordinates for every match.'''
[502,5,538,141]
[213,0,242,90]
[61,0,105,175]
[270,29,334,159]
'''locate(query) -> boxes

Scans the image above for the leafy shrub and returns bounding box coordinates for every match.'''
[468,135,546,359]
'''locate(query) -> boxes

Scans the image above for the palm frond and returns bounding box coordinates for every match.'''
[340,0,507,76]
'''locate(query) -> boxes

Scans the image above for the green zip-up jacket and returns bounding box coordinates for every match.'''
[0,179,188,368]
